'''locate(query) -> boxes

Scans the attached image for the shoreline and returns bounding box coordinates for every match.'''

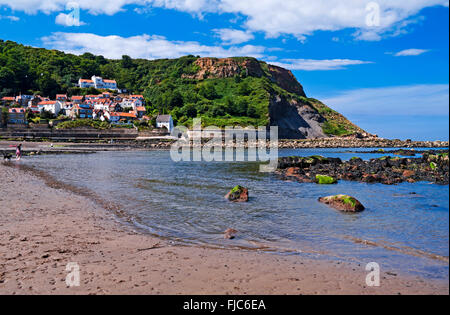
[0,162,448,295]
[1,138,449,156]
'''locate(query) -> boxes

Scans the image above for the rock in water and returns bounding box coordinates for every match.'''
[315,174,338,185]
[318,195,365,212]
[225,185,249,202]
[224,228,238,240]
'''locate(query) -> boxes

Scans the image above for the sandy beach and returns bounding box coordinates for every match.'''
[0,162,448,295]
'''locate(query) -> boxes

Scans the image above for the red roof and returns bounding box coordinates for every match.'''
[80,79,94,83]
[118,112,137,118]
[130,95,144,99]
[38,101,57,105]
[136,106,146,112]
[9,108,25,113]
[103,79,117,83]
[2,97,15,101]
[71,96,83,100]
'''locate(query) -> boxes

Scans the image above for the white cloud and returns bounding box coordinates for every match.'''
[0,14,19,21]
[320,84,450,116]
[394,48,430,56]
[1,0,448,40]
[270,59,373,71]
[41,32,266,59]
[0,0,139,15]
[213,28,254,45]
[55,13,86,26]
[218,0,449,41]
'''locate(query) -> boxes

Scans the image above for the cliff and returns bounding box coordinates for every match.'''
[182,57,366,139]
[183,57,306,96]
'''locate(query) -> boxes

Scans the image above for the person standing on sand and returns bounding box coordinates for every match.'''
[16,144,22,161]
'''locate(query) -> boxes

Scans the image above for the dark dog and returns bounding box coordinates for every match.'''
[3,152,12,161]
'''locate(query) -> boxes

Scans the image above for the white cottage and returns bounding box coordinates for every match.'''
[78,76,118,90]
[156,115,174,133]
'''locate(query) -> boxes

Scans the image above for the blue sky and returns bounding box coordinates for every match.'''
[0,0,448,140]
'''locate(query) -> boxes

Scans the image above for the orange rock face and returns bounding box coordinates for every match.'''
[183,57,306,97]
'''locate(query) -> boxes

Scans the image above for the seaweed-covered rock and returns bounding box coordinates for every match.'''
[318,195,365,212]
[276,152,449,185]
[225,185,249,202]
[315,174,337,185]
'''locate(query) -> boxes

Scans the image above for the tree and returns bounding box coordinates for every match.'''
[121,55,133,69]
[247,105,259,118]
[37,72,59,98]
[1,107,8,127]
[182,103,197,118]
[40,109,55,120]
[199,83,218,100]
[233,98,249,116]
[209,103,226,117]
[237,80,251,96]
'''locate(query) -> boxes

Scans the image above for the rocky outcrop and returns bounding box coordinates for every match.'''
[184,58,245,80]
[319,195,365,213]
[277,152,449,185]
[269,95,327,139]
[267,64,305,95]
[183,57,306,97]
[277,139,449,149]
[225,185,249,202]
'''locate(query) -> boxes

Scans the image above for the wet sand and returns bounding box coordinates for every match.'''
[0,162,448,295]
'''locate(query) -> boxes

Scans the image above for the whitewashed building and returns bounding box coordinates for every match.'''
[156,115,174,133]
[120,98,143,111]
[78,76,118,90]
[37,101,63,116]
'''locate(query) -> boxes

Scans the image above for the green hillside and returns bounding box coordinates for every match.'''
[0,39,366,137]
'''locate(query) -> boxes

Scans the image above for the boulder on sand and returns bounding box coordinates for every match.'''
[225,185,249,202]
[318,195,365,213]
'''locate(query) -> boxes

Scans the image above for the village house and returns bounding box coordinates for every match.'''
[156,115,174,133]
[37,100,62,116]
[78,75,118,90]
[8,108,26,124]
[1,96,15,105]
[29,105,40,114]
[118,112,137,124]
[16,95,33,106]
[108,112,120,124]
[56,94,68,101]
[61,102,74,116]
[130,95,144,101]
[71,95,84,104]
[108,112,137,124]
[120,98,143,111]
[72,104,93,119]
[27,96,42,107]
[136,106,146,118]
[88,98,111,112]
[93,109,107,121]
